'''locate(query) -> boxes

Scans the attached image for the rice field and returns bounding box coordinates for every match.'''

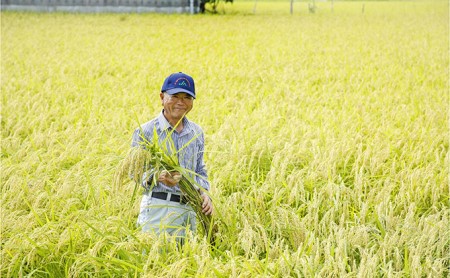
[1,1,449,276]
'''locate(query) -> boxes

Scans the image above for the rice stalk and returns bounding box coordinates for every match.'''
[114,123,215,243]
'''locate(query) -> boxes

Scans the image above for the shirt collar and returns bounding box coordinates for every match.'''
[157,110,192,135]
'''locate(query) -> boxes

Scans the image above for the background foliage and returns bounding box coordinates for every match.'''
[1,1,448,276]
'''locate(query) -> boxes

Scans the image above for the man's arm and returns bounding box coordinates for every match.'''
[195,132,213,215]
[194,132,210,191]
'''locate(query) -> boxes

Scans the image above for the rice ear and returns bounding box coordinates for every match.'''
[114,123,215,242]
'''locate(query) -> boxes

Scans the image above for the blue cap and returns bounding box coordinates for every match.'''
[161,72,196,99]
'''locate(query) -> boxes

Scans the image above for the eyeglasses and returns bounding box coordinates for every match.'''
[164,93,194,102]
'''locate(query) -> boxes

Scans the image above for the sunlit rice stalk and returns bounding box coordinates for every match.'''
[114,122,215,243]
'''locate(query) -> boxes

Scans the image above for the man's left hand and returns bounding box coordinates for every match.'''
[201,193,213,215]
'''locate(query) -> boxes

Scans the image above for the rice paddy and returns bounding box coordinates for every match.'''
[1,1,449,276]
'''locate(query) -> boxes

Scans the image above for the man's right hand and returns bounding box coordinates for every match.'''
[157,170,181,187]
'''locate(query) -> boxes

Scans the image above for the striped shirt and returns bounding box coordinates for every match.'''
[131,111,210,193]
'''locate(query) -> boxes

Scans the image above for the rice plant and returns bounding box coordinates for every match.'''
[114,122,215,242]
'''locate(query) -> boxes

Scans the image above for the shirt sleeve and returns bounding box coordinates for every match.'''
[194,132,210,191]
[131,128,144,148]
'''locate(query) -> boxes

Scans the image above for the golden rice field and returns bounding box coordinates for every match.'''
[1,1,449,276]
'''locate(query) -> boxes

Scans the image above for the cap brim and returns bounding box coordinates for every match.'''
[165,88,196,99]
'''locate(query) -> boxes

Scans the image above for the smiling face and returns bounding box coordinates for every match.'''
[160,92,194,126]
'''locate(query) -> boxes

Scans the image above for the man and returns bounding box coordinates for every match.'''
[131,72,213,239]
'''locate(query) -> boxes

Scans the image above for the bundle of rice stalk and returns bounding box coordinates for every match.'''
[114,124,215,243]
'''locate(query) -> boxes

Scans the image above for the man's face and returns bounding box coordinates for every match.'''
[160,92,194,122]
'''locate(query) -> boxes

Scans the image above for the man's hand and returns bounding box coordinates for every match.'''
[158,170,181,187]
[201,192,213,215]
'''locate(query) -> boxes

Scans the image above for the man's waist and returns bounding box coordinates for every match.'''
[146,191,188,204]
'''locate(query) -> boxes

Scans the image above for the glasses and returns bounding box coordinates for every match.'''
[164,93,194,102]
